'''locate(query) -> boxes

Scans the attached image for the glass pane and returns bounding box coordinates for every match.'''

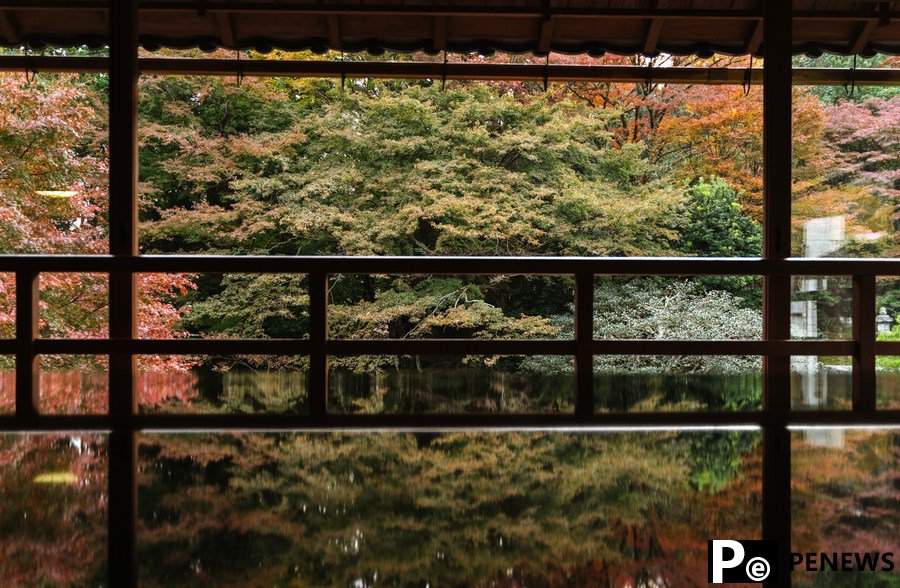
[330,355,572,414]
[792,428,899,583]
[40,273,108,339]
[329,274,570,340]
[791,356,852,410]
[594,355,762,412]
[0,272,13,338]
[0,270,13,414]
[0,73,109,255]
[138,273,309,340]
[876,276,900,409]
[594,276,762,340]
[38,354,108,414]
[0,355,12,414]
[876,276,900,335]
[791,56,900,259]
[138,355,308,414]
[138,431,761,586]
[791,276,852,339]
[876,365,900,409]
[0,433,107,585]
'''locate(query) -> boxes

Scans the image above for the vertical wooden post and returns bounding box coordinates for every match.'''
[575,273,594,417]
[853,275,876,412]
[108,0,139,585]
[15,271,38,419]
[762,0,792,582]
[308,271,328,418]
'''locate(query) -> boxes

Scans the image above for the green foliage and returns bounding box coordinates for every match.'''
[139,81,684,257]
[4,56,897,587]
[679,178,762,257]
[875,279,900,320]
[592,279,762,357]
[876,323,900,369]
[678,178,763,305]
[181,274,310,340]
[526,279,761,373]
[328,275,561,371]
[792,55,900,104]
[688,432,758,491]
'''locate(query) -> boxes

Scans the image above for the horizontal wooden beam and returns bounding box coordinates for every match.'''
[1,410,898,432]
[0,2,895,22]
[0,3,762,19]
[875,341,900,355]
[3,255,900,275]
[592,339,855,356]
[1,56,897,86]
[329,339,573,356]
[0,55,108,73]
[24,337,856,357]
[33,338,313,355]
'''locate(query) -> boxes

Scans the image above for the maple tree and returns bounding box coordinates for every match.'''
[0,72,196,413]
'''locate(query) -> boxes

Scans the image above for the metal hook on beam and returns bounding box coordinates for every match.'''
[543,54,550,93]
[23,47,36,84]
[845,54,857,99]
[743,54,754,97]
[235,49,244,87]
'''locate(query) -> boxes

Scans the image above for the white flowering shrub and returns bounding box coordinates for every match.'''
[524,279,763,375]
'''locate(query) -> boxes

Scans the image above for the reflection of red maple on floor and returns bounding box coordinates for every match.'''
[0,434,108,587]
[792,431,900,586]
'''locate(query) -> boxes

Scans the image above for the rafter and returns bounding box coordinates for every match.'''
[642,0,668,55]
[327,14,341,50]
[0,10,21,44]
[216,12,237,48]
[746,19,763,55]
[537,15,555,54]
[433,15,447,52]
[537,0,555,54]
[850,19,877,53]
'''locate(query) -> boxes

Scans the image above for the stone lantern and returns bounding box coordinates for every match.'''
[876,307,894,333]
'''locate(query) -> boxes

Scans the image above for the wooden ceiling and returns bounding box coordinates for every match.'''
[0,1,897,57]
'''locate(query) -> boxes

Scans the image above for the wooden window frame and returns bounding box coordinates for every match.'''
[0,2,898,586]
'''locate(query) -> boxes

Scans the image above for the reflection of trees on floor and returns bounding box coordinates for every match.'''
[792,431,900,586]
[133,432,761,587]
[1,432,764,587]
[3,430,892,586]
